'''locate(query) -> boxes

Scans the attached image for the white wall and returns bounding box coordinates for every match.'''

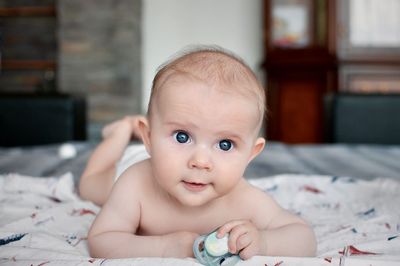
[142,0,264,113]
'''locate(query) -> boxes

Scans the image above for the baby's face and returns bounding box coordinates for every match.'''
[147,76,263,207]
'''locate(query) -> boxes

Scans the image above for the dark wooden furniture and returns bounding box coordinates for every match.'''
[263,0,337,143]
[263,0,400,144]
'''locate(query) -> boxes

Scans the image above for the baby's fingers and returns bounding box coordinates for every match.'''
[236,233,252,253]
[227,224,250,253]
[239,244,259,260]
[217,220,246,238]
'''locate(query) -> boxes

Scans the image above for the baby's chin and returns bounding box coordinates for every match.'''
[174,190,220,208]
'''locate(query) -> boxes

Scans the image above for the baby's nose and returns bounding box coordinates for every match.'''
[188,148,213,171]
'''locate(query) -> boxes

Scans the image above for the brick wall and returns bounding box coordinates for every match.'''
[0,0,57,92]
[58,0,142,139]
[0,0,142,140]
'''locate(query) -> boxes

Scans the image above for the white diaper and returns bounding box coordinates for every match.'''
[115,144,150,180]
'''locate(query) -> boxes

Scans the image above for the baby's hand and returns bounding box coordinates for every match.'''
[217,220,261,260]
[162,231,199,258]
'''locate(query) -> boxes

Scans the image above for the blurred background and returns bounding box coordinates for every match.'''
[0,0,399,146]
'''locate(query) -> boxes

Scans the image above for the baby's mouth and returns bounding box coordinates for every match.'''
[182,180,208,192]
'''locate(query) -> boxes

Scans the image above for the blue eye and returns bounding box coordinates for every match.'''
[174,131,190,144]
[218,139,233,151]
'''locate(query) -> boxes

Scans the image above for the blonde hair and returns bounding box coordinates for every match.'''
[147,45,266,128]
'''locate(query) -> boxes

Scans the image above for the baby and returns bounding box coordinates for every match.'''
[79,46,317,260]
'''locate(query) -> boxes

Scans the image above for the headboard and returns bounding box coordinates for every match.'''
[0,94,87,147]
[324,93,400,145]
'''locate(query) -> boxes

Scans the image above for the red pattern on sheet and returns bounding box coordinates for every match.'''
[71,208,96,216]
[301,185,323,194]
[348,245,379,256]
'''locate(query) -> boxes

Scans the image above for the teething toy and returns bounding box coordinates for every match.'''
[193,231,241,266]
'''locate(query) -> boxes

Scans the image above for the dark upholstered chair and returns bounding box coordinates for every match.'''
[0,94,87,147]
[324,93,400,145]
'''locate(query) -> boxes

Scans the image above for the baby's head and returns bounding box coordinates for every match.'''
[139,46,267,206]
[147,45,265,134]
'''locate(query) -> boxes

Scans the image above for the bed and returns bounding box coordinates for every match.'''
[1,141,399,265]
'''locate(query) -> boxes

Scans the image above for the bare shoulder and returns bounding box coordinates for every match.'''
[89,159,152,237]
[235,179,305,229]
[236,179,281,211]
[113,158,152,195]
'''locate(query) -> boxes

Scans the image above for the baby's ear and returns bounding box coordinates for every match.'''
[248,137,265,162]
[137,116,151,155]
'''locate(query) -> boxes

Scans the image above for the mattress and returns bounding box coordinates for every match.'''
[0,141,399,265]
[0,173,399,265]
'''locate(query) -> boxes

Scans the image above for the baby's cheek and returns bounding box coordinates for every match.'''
[217,166,243,187]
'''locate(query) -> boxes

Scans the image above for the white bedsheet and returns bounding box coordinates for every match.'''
[0,173,399,265]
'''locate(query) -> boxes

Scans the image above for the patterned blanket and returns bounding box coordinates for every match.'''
[1,173,399,265]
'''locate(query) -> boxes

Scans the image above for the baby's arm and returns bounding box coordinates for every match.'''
[218,188,316,259]
[87,165,197,258]
[258,207,316,257]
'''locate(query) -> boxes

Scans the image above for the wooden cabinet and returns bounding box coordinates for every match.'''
[263,0,337,143]
[263,0,400,144]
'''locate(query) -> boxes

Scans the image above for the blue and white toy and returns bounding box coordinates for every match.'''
[193,231,241,266]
